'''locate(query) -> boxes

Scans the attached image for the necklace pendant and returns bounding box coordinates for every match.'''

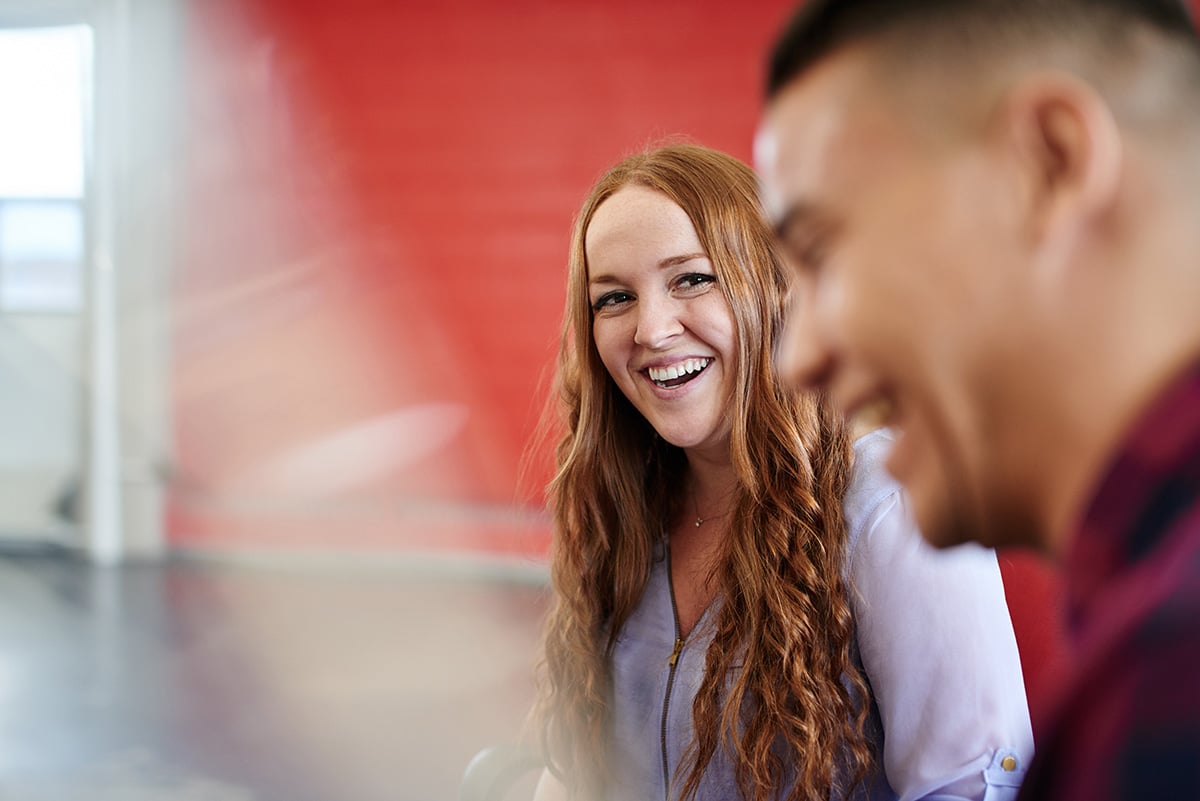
[695,518,703,527]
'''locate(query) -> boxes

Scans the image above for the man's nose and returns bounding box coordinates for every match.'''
[634,296,684,350]
[776,290,834,389]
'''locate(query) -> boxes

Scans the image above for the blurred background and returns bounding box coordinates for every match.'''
[0,0,800,798]
[0,0,796,562]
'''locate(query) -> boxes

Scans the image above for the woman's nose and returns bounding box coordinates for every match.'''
[633,296,684,350]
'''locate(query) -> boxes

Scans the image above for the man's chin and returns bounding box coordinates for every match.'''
[910,496,982,550]
[887,439,995,548]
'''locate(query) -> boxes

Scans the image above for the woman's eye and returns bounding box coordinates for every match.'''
[591,291,633,311]
[676,273,717,291]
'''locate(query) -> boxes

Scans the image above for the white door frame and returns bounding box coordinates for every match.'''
[0,0,180,562]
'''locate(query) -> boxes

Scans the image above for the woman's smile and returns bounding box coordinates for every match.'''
[644,357,713,389]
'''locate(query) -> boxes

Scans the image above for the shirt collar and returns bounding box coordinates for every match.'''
[1066,359,1200,631]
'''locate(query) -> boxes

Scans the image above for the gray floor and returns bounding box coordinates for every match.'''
[0,549,548,801]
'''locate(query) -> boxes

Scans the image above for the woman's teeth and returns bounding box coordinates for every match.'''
[648,358,711,387]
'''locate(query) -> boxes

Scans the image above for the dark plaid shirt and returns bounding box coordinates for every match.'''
[1018,360,1200,801]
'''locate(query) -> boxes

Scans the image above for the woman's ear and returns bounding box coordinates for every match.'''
[999,72,1122,244]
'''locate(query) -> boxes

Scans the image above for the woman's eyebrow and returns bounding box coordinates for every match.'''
[657,252,708,268]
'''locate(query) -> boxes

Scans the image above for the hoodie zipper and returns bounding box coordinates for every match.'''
[661,547,685,800]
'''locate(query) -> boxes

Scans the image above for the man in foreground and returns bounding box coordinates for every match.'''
[755,1,1200,798]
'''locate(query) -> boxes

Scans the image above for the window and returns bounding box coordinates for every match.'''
[0,24,91,313]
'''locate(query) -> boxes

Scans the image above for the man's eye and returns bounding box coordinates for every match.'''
[784,230,831,272]
[591,291,633,311]
[800,243,828,268]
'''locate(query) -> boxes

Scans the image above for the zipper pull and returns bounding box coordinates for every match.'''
[668,637,684,667]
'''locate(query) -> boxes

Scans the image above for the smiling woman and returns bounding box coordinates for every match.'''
[528,143,1034,801]
[585,184,736,455]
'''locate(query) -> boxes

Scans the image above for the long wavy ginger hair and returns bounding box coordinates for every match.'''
[533,144,873,801]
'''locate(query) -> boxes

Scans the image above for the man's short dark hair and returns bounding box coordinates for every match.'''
[766,0,1200,99]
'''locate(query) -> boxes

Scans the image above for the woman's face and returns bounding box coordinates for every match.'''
[585,185,737,456]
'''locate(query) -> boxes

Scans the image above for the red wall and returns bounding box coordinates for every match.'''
[173,0,797,555]
[171,0,1200,561]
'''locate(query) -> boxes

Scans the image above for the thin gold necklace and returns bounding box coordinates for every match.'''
[691,486,727,528]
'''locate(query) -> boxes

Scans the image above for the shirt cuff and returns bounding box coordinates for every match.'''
[981,748,1025,801]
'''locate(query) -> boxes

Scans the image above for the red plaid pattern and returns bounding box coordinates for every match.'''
[1018,361,1200,800]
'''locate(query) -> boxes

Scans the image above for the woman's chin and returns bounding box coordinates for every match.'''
[651,425,731,455]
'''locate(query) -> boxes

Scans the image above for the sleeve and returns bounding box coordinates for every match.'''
[848,489,1035,801]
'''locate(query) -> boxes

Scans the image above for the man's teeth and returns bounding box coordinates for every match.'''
[850,397,894,431]
[647,358,711,384]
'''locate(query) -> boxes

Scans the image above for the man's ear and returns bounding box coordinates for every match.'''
[998,73,1122,244]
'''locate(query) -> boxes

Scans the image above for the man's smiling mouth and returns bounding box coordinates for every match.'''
[849,396,896,432]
